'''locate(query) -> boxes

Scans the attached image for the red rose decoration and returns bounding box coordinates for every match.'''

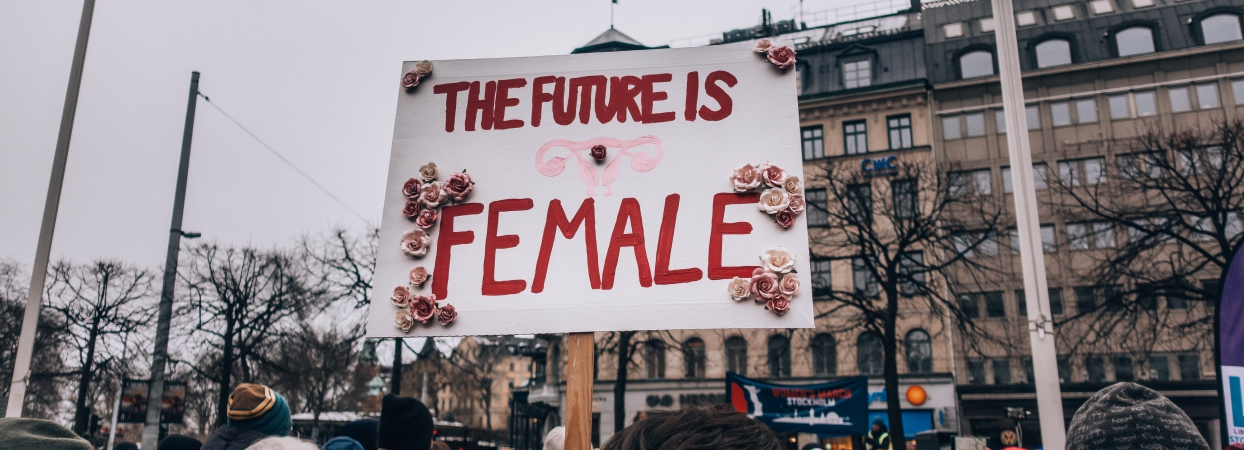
[402,178,423,199]
[750,272,779,300]
[444,171,474,202]
[415,208,438,229]
[402,201,421,220]
[402,70,421,90]
[775,209,796,229]
[766,45,796,70]
[438,304,457,325]
[766,295,791,314]
[409,294,437,324]
[590,145,607,162]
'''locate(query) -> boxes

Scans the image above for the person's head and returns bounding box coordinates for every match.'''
[114,443,139,450]
[872,420,887,434]
[0,418,93,450]
[226,383,292,437]
[157,434,203,450]
[340,419,379,450]
[542,426,565,450]
[429,441,452,450]
[1066,382,1209,450]
[801,444,824,450]
[323,436,365,450]
[244,436,318,450]
[602,404,784,450]
[378,394,434,450]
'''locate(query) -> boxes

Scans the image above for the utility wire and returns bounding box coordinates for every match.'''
[197,92,371,225]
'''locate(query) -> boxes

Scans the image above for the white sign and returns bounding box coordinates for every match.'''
[369,43,813,337]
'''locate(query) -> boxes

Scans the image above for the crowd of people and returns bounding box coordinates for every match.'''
[0,381,1222,450]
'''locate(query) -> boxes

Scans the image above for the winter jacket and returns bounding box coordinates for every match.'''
[200,426,268,450]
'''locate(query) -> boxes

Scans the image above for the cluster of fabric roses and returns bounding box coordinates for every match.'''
[727,247,799,315]
[731,162,804,228]
[401,60,434,91]
[392,266,456,331]
[398,162,474,258]
[753,38,795,70]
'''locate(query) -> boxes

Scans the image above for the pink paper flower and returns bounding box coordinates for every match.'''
[409,294,437,324]
[400,229,431,258]
[750,271,779,300]
[731,164,762,192]
[766,294,791,314]
[759,163,786,187]
[420,182,447,208]
[754,38,773,53]
[394,309,414,332]
[419,162,439,182]
[783,176,802,195]
[391,286,411,308]
[788,194,805,215]
[414,60,434,76]
[752,267,766,277]
[402,178,423,199]
[401,70,421,90]
[589,145,608,162]
[767,45,796,70]
[409,266,430,287]
[444,171,474,202]
[438,304,457,325]
[727,277,751,301]
[402,201,421,220]
[775,209,796,228]
[780,273,800,296]
[415,208,438,229]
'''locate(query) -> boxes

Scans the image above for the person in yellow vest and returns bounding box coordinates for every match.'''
[864,420,892,450]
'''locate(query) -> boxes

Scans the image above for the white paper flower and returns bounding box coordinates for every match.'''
[760,247,796,274]
[758,188,791,214]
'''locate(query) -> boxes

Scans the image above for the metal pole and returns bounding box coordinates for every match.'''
[141,71,200,449]
[106,379,122,450]
[391,338,403,395]
[988,0,1067,447]
[5,0,96,418]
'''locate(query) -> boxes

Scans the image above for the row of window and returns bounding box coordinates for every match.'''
[649,330,935,380]
[942,79,1244,139]
[966,352,1202,385]
[956,281,1216,320]
[945,0,1196,41]
[957,13,1243,79]
[801,114,915,160]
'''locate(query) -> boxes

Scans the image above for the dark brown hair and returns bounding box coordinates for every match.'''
[602,404,784,450]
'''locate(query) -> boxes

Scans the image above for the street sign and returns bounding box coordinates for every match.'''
[117,379,186,424]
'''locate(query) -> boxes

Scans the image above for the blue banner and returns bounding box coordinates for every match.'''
[726,372,869,435]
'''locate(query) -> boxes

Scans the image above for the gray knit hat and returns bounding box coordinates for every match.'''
[1066,382,1209,450]
[0,418,93,450]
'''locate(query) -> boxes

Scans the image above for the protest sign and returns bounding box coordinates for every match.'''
[726,372,870,436]
[370,42,811,337]
[118,379,186,424]
[1220,248,1244,445]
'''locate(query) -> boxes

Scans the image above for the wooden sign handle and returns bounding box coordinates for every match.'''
[564,332,595,450]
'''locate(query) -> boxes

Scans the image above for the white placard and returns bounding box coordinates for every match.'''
[370,43,813,337]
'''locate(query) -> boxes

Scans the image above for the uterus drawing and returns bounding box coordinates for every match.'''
[534,136,664,198]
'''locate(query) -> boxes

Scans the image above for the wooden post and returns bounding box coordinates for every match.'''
[564,332,595,450]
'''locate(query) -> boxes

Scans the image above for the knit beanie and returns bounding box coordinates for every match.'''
[1066,382,1209,450]
[378,394,434,450]
[225,383,292,437]
[324,436,365,450]
[114,443,139,450]
[0,418,93,450]
[340,419,379,450]
[157,434,203,450]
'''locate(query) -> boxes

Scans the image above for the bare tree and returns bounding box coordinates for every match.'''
[179,244,328,426]
[45,259,156,434]
[266,324,360,441]
[807,159,1006,442]
[594,330,685,433]
[0,260,70,419]
[448,336,519,431]
[302,227,378,313]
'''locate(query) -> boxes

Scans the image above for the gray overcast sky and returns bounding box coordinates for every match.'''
[1,0,869,268]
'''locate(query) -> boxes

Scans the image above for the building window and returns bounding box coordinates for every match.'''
[1050,102,1072,126]
[811,334,838,376]
[1058,157,1104,186]
[1087,355,1107,382]
[805,188,828,226]
[899,251,925,295]
[1178,354,1201,380]
[847,184,872,224]
[844,120,868,155]
[1041,225,1057,253]
[887,114,914,149]
[985,292,1006,317]
[960,50,995,79]
[980,17,996,32]
[949,168,992,197]
[943,115,962,139]
[1090,0,1114,14]
[1035,39,1073,67]
[767,335,792,378]
[1115,27,1156,57]
[965,113,986,136]
[842,57,872,89]
[1108,94,1130,119]
[1052,5,1075,21]
[1233,79,1244,105]
[801,126,824,160]
[1016,11,1037,26]
[993,359,1013,384]
[857,332,884,376]
[1067,221,1115,250]
[954,231,999,257]
[852,257,879,298]
[644,341,666,379]
[1201,13,1243,45]
[1076,99,1097,123]
[995,109,1007,133]
[1002,163,1049,192]
[1048,287,1065,315]
[1023,358,1035,383]
[1149,354,1170,380]
[1135,91,1157,116]
[1016,290,1028,316]
[960,294,981,319]
[967,359,987,384]
[906,329,933,374]
[1131,0,1154,7]
[1057,357,1072,382]
[683,338,706,379]
[1114,355,1135,382]
[1170,86,1192,112]
[725,337,748,376]
[811,259,832,296]
[893,179,918,219]
[1198,83,1221,108]
[944,22,964,38]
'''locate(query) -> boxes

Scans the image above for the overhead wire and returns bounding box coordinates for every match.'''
[197,92,371,225]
